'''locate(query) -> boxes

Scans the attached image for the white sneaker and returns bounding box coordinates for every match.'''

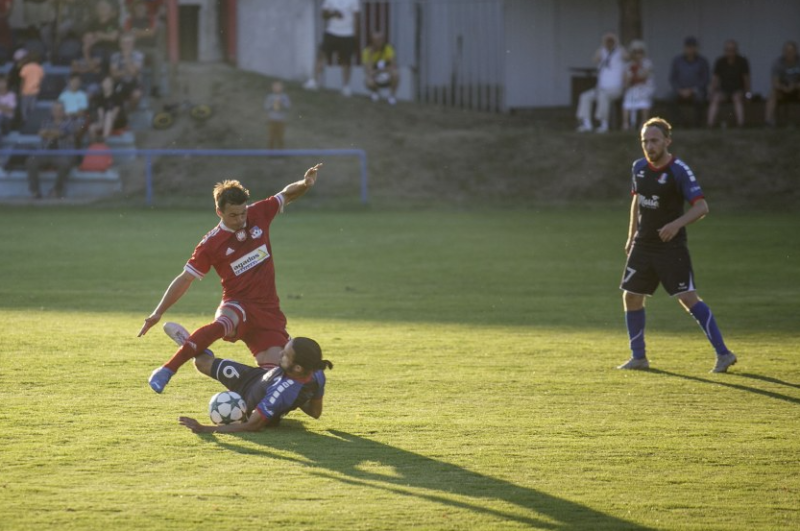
[303,78,319,91]
[163,322,191,347]
[596,121,609,133]
[711,352,737,373]
[387,96,397,106]
[617,357,650,370]
[341,86,352,97]
[370,92,380,102]
[576,121,592,132]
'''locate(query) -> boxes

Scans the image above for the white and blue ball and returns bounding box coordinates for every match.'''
[208,391,248,425]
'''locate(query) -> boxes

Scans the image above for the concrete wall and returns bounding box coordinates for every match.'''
[179,0,223,62]
[236,0,317,81]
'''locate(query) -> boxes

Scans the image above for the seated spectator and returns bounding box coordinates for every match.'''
[0,76,17,136]
[19,49,45,123]
[264,80,291,150]
[26,101,77,199]
[84,0,120,65]
[707,40,751,128]
[58,73,89,144]
[72,32,105,95]
[54,0,95,46]
[622,40,655,131]
[125,0,164,97]
[576,32,626,133]
[668,36,710,127]
[765,40,800,127]
[90,75,127,140]
[109,33,143,110]
[7,48,25,130]
[361,32,399,105]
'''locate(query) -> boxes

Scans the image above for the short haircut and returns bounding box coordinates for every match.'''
[641,117,672,138]
[213,180,250,211]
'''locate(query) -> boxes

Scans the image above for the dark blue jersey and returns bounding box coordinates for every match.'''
[243,367,326,424]
[631,156,704,246]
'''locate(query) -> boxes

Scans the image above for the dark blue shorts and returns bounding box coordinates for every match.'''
[620,243,696,296]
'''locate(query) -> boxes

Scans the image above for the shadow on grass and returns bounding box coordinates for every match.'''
[200,428,656,531]
[650,369,800,405]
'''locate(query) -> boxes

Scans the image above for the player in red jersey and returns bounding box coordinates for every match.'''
[138,163,323,393]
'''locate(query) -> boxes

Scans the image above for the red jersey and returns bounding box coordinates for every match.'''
[185,195,285,308]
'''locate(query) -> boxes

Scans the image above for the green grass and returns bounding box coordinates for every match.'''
[0,206,798,531]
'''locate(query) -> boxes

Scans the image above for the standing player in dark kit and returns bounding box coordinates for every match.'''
[618,117,737,373]
[138,164,323,393]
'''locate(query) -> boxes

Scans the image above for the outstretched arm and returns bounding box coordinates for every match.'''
[179,412,269,433]
[278,163,323,205]
[138,270,195,336]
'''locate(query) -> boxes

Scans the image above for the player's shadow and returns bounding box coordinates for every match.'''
[649,369,800,405]
[201,427,655,530]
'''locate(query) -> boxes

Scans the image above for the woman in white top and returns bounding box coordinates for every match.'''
[622,40,656,131]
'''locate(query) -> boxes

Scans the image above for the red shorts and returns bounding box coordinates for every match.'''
[216,300,289,356]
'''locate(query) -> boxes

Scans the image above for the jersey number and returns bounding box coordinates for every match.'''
[623,267,637,284]
[222,365,241,380]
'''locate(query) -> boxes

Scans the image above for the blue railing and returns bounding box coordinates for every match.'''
[0,148,369,206]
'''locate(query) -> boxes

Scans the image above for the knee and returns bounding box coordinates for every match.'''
[623,291,645,311]
[193,352,214,375]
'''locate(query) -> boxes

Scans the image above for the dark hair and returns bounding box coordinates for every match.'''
[641,117,672,138]
[213,180,250,211]
[292,337,333,372]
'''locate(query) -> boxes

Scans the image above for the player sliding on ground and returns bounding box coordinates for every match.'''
[618,118,736,373]
[160,323,332,433]
[138,163,323,393]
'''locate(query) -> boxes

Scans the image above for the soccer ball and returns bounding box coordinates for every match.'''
[208,391,248,425]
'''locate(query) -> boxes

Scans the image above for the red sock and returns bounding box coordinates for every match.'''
[164,322,225,372]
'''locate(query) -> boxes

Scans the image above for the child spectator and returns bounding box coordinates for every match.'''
[19,50,45,123]
[361,32,400,105]
[622,40,655,131]
[58,73,90,145]
[0,77,17,137]
[72,32,105,96]
[109,33,144,110]
[264,80,291,150]
[90,75,127,140]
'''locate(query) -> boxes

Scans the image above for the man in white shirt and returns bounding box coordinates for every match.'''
[576,33,627,133]
[303,0,361,97]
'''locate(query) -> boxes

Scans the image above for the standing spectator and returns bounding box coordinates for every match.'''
[26,101,76,199]
[622,40,655,131]
[0,0,12,51]
[264,80,291,150]
[576,32,626,133]
[7,48,25,130]
[58,73,89,145]
[90,75,126,139]
[668,36,710,128]
[0,77,17,137]
[362,31,399,105]
[303,0,361,97]
[124,0,164,97]
[19,49,45,123]
[72,32,105,96]
[707,40,751,128]
[109,33,143,110]
[765,40,800,127]
[84,0,121,65]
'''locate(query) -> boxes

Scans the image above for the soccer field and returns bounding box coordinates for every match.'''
[1,206,798,531]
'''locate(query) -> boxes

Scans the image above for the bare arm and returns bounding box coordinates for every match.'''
[179,412,269,433]
[657,199,709,243]
[138,270,195,336]
[278,163,323,205]
[625,196,639,255]
[300,398,324,419]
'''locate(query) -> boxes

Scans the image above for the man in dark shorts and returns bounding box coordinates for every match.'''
[707,40,751,128]
[765,40,800,126]
[165,323,333,433]
[303,0,361,97]
[618,117,737,373]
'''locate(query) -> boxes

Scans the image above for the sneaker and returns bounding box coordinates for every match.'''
[303,78,319,91]
[163,322,214,356]
[148,366,175,393]
[576,124,592,133]
[711,352,737,373]
[595,124,609,134]
[370,91,380,102]
[387,96,397,106]
[341,86,352,97]
[617,357,650,370]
